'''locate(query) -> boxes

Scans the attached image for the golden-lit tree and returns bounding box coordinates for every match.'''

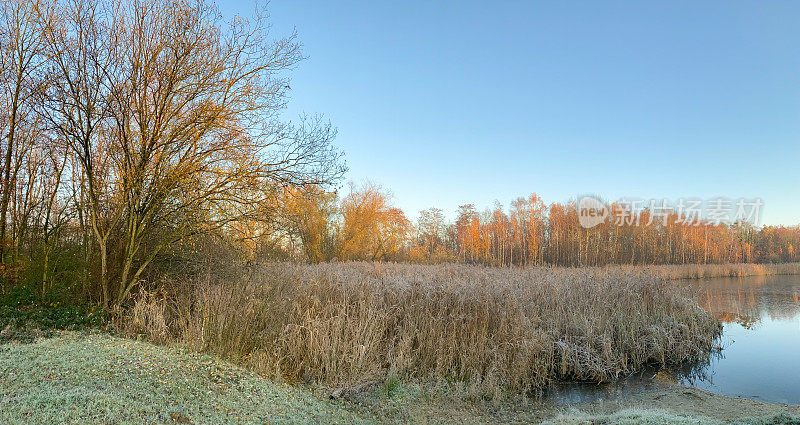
[280,185,339,262]
[339,182,409,261]
[510,193,546,265]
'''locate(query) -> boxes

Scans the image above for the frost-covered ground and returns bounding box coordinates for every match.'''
[0,332,372,424]
[2,332,799,424]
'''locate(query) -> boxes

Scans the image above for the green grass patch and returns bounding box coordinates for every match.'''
[0,304,105,343]
[0,275,106,343]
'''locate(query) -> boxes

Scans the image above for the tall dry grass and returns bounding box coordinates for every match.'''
[632,263,800,280]
[123,263,720,395]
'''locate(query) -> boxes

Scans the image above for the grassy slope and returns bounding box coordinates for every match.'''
[0,332,374,424]
[2,332,800,425]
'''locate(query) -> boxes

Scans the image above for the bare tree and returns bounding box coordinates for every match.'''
[0,0,53,264]
[42,0,343,307]
[42,0,120,304]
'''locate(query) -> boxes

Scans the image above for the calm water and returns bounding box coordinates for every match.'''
[549,274,800,405]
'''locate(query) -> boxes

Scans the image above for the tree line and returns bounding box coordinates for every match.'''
[272,184,800,267]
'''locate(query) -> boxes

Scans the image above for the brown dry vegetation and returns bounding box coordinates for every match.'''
[633,262,800,280]
[122,262,721,396]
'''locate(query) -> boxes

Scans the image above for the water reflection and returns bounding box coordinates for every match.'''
[683,275,800,404]
[694,275,800,326]
[549,274,800,405]
[547,355,716,404]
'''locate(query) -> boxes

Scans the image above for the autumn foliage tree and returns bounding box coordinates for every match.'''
[277,189,800,267]
[0,0,344,306]
[280,185,339,263]
[338,182,409,261]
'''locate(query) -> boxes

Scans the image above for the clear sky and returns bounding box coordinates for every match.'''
[219,1,799,226]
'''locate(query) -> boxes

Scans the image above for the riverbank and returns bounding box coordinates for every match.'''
[545,386,800,424]
[2,332,799,424]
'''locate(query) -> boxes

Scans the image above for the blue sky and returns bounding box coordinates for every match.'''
[219,1,799,225]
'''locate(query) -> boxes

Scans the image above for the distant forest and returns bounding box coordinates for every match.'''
[268,184,800,266]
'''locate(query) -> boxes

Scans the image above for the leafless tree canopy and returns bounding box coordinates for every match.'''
[0,0,344,307]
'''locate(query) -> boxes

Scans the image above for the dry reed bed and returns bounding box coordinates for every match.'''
[126,263,720,395]
[631,263,800,280]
